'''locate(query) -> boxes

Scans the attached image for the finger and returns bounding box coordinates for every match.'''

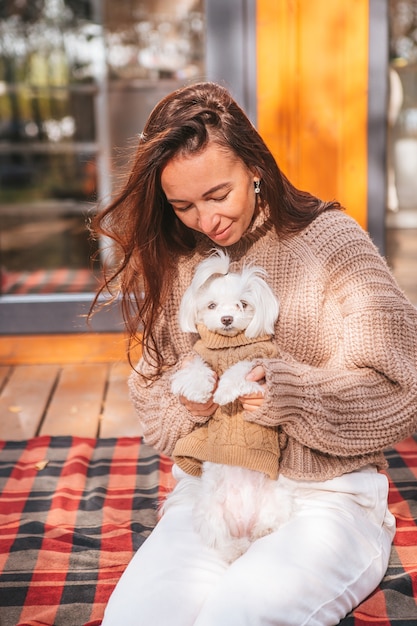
[241,400,263,412]
[246,365,266,382]
[242,397,264,406]
[179,396,211,408]
[240,393,264,411]
[181,398,218,417]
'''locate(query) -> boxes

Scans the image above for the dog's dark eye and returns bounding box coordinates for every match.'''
[240,301,248,309]
[208,302,217,310]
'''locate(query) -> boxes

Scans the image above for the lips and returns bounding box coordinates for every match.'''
[209,223,232,241]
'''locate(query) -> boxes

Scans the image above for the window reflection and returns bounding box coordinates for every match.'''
[0,153,97,203]
[0,0,205,296]
[387,0,417,305]
[105,3,205,81]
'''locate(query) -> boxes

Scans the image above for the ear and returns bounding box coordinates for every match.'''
[178,250,232,333]
[178,285,199,332]
[191,249,230,290]
[250,166,261,185]
[245,275,279,338]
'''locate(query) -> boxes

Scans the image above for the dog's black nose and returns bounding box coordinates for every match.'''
[221,316,233,327]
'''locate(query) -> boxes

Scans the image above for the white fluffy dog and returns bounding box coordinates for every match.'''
[169,250,294,562]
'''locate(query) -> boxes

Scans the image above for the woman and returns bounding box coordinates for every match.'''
[94,82,417,625]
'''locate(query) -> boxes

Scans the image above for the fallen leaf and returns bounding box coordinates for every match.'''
[35,460,49,471]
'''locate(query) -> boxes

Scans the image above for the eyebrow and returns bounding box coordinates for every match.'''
[166,182,230,204]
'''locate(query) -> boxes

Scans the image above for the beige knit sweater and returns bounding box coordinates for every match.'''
[128,209,417,481]
[172,325,279,479]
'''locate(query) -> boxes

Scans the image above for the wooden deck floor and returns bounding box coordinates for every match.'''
[0,334,142,441]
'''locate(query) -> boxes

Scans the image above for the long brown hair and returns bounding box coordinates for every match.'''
[90,81,339,367]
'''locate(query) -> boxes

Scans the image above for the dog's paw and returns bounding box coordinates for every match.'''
[213,361,263,405]
[171,355,216,403]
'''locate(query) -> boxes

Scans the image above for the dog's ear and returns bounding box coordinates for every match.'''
[178,284,199,332]
[244,272,280,338]
[178,251,231,333]
[191,249,231,292]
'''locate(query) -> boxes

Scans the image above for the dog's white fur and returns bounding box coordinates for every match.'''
[169,250,293,562]
[171,250,279,404]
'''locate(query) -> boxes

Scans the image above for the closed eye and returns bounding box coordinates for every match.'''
[171,203,193,212]
[210,193,229,203]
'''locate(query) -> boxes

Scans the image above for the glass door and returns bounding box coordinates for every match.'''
[386,0,417,306]
[0,0,206,333]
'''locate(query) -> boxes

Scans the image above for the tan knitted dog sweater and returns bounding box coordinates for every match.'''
[173,324,279,478]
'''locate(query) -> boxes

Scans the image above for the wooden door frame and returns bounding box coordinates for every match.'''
[368,0,389,255]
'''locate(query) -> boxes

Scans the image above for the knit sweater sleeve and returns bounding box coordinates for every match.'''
[128,264,211,457]
[128,356,204,457]
[248,213,417,457]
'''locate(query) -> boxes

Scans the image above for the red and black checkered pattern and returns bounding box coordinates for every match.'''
[340,435,417,625]
[0,436,173,626]
[1,435,417,625]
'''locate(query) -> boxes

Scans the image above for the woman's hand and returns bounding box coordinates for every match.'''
[239,365,266,412]
[179,395,219,418]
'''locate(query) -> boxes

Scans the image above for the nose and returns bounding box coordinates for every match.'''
[197,207,220,234]
[221,316,233,327]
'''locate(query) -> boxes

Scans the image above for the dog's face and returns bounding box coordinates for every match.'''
[195,273,256,336]
[178,251,279,339]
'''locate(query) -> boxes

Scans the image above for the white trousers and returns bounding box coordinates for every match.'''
[102,465,395,626]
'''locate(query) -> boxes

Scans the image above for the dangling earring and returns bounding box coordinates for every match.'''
[254,180,261,194]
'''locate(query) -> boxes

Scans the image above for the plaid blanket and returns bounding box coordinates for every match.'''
[0,437,174,626]
[0,435,417,626]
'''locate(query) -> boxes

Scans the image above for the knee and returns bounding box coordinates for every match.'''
[196,569,305,626]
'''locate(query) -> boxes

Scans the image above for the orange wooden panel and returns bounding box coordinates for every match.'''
[257,0,368,228]
[39,363,109,438]
[100,362,142,438]
[0,333,142,365]
[0,364,60,440]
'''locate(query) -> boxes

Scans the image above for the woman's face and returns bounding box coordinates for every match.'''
[161,142,259,246]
